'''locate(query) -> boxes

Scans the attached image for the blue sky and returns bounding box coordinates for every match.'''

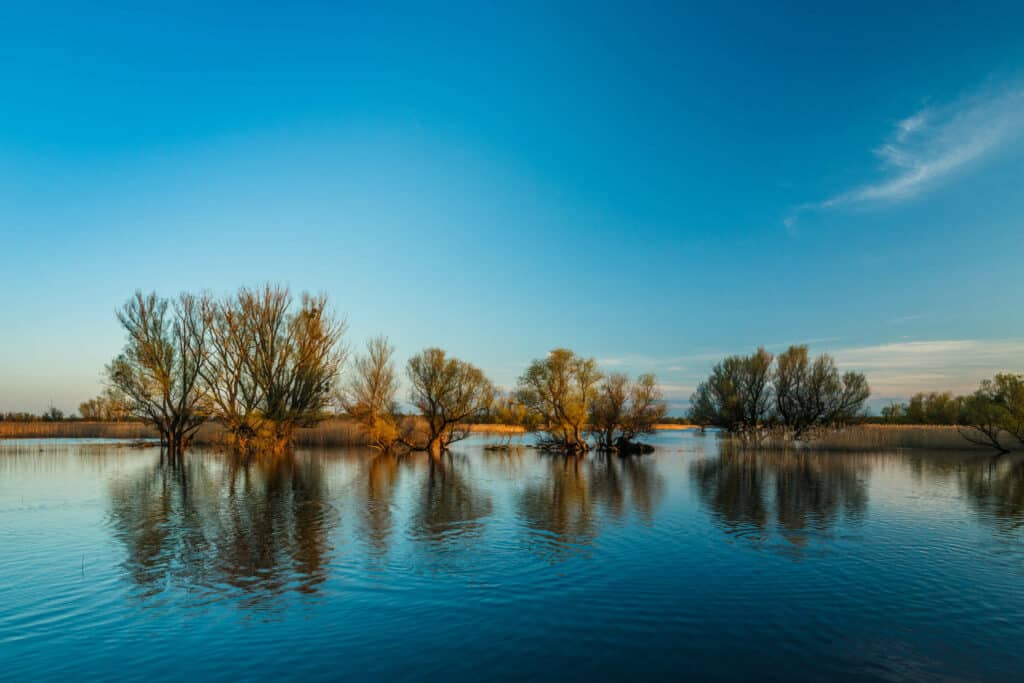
[2,1,1023,414]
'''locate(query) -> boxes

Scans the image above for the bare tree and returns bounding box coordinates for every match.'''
[199,293,264,450]
[590,373,629,451]
[774,345,810,433]
[106,291,209,455]
[237,285,346,451]
[957,373,1024,453]
[690,345,869,440]
[78,389,130,421]
[619,373,668,450]
[689,348,773,433]
[407,348,495,456]
[340,335,402,451]
[829,370,871,424]
[774,345,869,438]
[78,398,103,421]
[517,348,602,453]
[991,373,1024,446]
[590,372,668,453]
[959,388,1010,453]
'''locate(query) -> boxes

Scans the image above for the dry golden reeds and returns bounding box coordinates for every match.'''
[0,421,157,440]
[724,424,1014,452]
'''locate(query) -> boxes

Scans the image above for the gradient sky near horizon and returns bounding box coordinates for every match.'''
[2,1,1023,414]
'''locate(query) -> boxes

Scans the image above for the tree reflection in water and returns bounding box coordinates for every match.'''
[107,452,337,609]
[517,453,665,561]
[959,454,1024,534]
[360,451,402,557]
[691,447,869,548]
[411,453,493,547]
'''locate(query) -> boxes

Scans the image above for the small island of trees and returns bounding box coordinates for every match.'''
[685,345,1024,453]
[687,345,871,440]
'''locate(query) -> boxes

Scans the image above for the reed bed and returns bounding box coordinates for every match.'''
[0,418,499,449]
[0,418,371,446]
[732,424,1014,452]
[6,420,1007,454]
[189,418,374,448]
[0,421,157,440]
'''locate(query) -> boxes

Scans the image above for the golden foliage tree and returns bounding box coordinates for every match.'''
[340,335,402,451]
[407,348,495,456]
[517,348,602,453]
[106,291,209,454]
[589,372,667,453]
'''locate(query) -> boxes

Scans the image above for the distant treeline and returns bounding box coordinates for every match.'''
[0,407,70,422]
[873,375,1024,452]
[878,391,971,425]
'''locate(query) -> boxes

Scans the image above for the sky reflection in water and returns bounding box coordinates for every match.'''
[1,432,1023,681]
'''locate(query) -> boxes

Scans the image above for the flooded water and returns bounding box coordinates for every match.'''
[1,432,1023,681]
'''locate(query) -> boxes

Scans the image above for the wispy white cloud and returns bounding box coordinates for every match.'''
[832,339,1024,396]
[657,383,697,400]
[787,81,1024,227]
[582,338,1022,413]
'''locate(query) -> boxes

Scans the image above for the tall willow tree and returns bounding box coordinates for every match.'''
[589,372,667,453]
[958,373,1024,453]
[689,345,869,438]
[199,292,263,450]
[689,347,774,433]
[106,291,209,455]
[110,284,346,455]
[517,348,602,453]
[233,285,346,451]
[774,345,869,438]
[407,348,495,456]
[340,335,402,451]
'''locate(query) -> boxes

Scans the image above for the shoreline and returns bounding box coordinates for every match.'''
[0,420,1013,452]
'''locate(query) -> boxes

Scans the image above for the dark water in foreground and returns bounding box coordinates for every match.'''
[1,433,1023,682]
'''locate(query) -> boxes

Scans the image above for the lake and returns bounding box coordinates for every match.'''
[1,432,1022,681]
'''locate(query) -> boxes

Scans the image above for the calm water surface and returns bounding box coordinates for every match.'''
[2,432,1023,681]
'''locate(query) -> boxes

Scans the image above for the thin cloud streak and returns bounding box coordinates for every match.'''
[832,339,1024,396]
[502,339,1020,411]
[787,81,1024,227]
[647,338,1023,408]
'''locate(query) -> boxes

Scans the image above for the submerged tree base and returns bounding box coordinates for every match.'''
[612,441,655,455]
[534,439,590,455]
[483,443,527,452]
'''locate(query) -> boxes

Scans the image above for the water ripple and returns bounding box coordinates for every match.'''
[1,440,1024,681]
